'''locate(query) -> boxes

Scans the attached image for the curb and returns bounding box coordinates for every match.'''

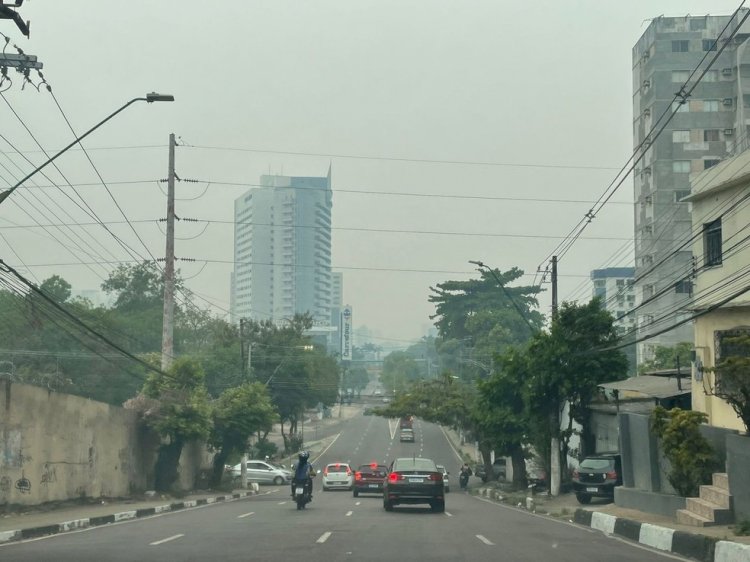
[573,509,750,562]
[0,485,261,546]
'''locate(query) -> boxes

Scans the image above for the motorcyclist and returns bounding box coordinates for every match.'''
[291,451,315,499]
[459,463,472,490]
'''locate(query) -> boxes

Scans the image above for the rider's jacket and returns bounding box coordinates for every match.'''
[294,461,314,481]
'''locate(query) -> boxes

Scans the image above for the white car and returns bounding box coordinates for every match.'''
[321,462,354,491]
[436,464,450,492]
[230,460,292,485]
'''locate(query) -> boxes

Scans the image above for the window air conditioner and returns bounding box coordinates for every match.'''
[724,128,734,135]
[644,108,651,117]
[643,79,651,88]
[722,68,733,76]
[723,98,733,106]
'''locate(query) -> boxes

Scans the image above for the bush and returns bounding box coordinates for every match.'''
[651,407,718,497]
[735,519,750,536]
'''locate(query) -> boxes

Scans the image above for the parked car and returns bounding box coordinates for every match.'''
[322,462,354,491]
[230,460,292,485]
[476,458,507,482]
[353,463,388,497]
[436,464,450,492]
[399,428,415,443]
[572,454,622,504]
[383,457,445,512]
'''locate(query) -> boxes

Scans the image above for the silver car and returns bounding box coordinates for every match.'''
[231,460,292,485]
[436,464,450,492]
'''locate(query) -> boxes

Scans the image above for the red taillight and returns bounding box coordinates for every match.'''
[388,472,399,483]
[606,470,617,480]
[370,462,377,469]
[429,473,443,482]
[355,471,362,481]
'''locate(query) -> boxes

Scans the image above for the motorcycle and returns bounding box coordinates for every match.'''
[293,481,312,510]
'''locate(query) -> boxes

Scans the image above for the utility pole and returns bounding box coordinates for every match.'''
[161,133,176,372]
[550,254,561,497]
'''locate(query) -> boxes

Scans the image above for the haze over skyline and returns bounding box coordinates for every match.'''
[0,1,735,346]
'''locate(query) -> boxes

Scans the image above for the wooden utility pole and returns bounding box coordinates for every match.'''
[550,255,561,497]
[161,133,176,371]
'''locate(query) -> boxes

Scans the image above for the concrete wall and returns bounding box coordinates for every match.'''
[0,381,212,507]
[726,434,750,520]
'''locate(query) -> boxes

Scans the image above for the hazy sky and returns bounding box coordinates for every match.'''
[0,1,737,347]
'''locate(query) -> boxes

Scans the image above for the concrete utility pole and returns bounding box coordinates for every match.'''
[550,255,561,497]
[161,133,176,371]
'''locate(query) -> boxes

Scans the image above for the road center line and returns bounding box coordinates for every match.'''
[476,534,494,546]
[150,534,185,546]
[355,501,361,506]
[346,510,353,516]
[237,512,255,518]
[444,511,453,517]
[316,531,332,544]
[278,501,287,505]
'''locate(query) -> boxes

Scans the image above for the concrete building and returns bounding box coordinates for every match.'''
[330,272,344,353]
[632,12,750,365]
[685,149,750,432]
[231,169,333,326]
[591,267,637,374]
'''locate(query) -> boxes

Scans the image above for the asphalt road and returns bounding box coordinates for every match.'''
[1,415,685,561]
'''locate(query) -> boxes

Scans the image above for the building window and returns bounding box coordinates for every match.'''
[672,100,689,113]
[704,159,721,169]
[672,40,690,52]
[675,279,692,294]
[704,218,722,267]
[704,129,720,142]
[702,39,717,51]
[704,100,720,112]
[673,160,691,173]
[672,70,690,82]
[674,190,691,202]
[616,279,625,288]
[672,130,690,143]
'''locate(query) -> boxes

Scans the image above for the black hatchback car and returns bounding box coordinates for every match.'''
[572,454,622,504]
[383,457,445,512]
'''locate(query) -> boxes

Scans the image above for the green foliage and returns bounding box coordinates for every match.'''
[711,334,750,433]
[639,342,693,374]
[380,351,424,393]
[651,407,718,497]
[734,519,750,536]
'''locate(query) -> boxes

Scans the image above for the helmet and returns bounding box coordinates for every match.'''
[298,451,310,462]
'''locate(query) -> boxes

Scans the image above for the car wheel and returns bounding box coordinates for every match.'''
[353,489,359,498]
[273,476,284,486]
[431,500,445,513]
[576,493,592,505]
[383,499,393,512]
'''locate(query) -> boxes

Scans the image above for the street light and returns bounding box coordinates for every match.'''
[0,92,175,206]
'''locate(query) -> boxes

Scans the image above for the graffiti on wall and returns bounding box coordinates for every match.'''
[40,463,57,486]
[15,474,31,494]
[0,475,10,493]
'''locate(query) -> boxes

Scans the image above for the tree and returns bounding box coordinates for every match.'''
[651,407,718,496]
[208,382,277,486]
[523,299,628,493]
[639,342,693,374]
[39,275,71,303]
[380,351,423,393]
[128,358,212,492]
[345,366,370,396]
[710,333,750,432]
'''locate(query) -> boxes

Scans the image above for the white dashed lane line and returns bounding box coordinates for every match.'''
[476,535,494,546]
[237,512,255,519]
[346,510,353,517]
[278,501,287,505]
[355,501,361,506]
[444,511,453,517]
[316,531,332,544]
[150,534,185,546]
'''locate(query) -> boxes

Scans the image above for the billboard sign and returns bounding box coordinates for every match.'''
[341,306,353,361]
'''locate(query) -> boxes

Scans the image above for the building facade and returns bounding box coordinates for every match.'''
[632,12,750,365]
[686,150,750,432]
[591,267,637,374]
[231,169,333,326]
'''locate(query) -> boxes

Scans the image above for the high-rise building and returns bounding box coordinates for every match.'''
[591,267,637,374]
[632,12,750,364]
[231,169,333,325]
[330,272,344,351]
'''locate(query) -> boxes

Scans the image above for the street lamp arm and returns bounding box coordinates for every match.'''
[0,93,173,206]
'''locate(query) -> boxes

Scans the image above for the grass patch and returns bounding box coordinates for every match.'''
[734,519,750,536]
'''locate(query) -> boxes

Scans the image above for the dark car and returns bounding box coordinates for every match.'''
[572,454,622,504]
[383,457,445,512]
[353,463,388,497]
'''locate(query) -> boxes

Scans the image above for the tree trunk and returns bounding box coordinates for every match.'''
[154,437,184,492]
[479,444,493,483]
[210,447,230,488]
[510,445,527,489]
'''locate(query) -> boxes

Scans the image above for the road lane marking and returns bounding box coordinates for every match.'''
[312,433,341,464]
[278,501,287,505]
[355,501,361,506]
[237,512,255,518]
[150,534,185,546]
[346,511,353,516]
[439,425,465,463]
[316,531,332,544]
[445,511,453,517]
[476,535,494,546]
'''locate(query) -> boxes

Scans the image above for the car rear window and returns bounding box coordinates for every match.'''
[358,465,387,474]
[326,464,350,472]
[393,458,436,472]
[579,458,612,470]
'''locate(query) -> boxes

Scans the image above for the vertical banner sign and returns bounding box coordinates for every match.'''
[341,306,353,361]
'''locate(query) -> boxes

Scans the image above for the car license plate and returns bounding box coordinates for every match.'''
[409,478,423,483]
[368,484,378,488]
[295,487,304,495]
[586,487,598,493]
